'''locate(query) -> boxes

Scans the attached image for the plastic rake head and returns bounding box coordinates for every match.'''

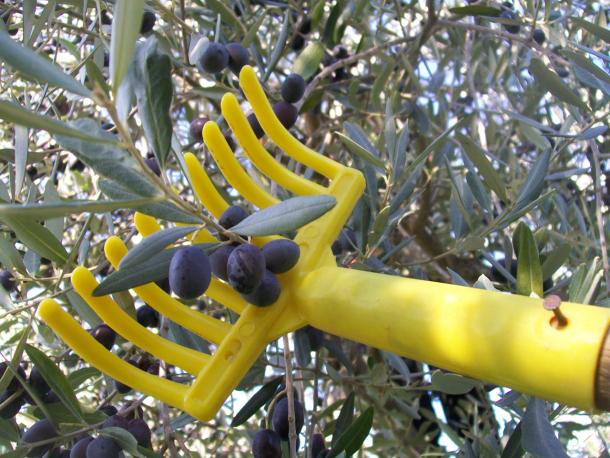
[38,65,366,421]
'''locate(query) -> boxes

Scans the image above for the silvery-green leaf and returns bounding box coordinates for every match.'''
[293,42,324,80]
[1,215,68,263]
[14,126,28,198]
[229,195,336,236]
[119,226,198,269]
[135,39,173,169]
[55,119,160,197]
[0,29,91,97]
[0,100,112,143]
[529,58,588,110]
[98,179,202,224]
[110,0,145,93]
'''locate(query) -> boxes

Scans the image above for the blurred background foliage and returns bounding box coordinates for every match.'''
[0,0,609,456]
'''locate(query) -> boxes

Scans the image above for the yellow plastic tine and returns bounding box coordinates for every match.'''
[239,66,344,180]
[221,93,327,196]
[134,212,161,237]
[207,278,247,314]
[71,267,209,375]
[105,236,239,335]
[38,299,187,408]
[184,152,229,219]
[202,121,280,209]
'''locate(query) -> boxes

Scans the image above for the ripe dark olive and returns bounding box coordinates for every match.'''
[298,16,312,35]
[281,74,306,103]
[242,270,281,307]
[90,324,116,350]
[195,299,206,311]
[136,305,159,328]
[127,418,152,448]
[86,437,121,458]
[0,390,25,419]
[190,116,209,142]
[224,132,236,151]
[0,269,15,291]
[272,397,304,440]
[51,448,71,458]
[533,28,545,44]
[29,366,50,397]
[334,45,349,59]
[318,449,331,458]
[156,277,171,294]
[555,66,569,78]
[311,433,325,458]
[227,244,266,294]
[70,436,93,458]
[169,247,212,299]
[210,245,235,281]
[501,1,513,9]
[199,42,229,74]
[262,239,300,273]
[147,362,160,375]
[219,205,248,230]
[252,429,282,458]
[273,101,298,129]
[144,157,161,176]
[22,418,58,457]
[248,113,265,138]
[98,405,117,416]
[305,326,324,351]
[332,228,357,254]
[114,360,137,394]
[499,10,520,34]
[101,414,129,430]
[43,390,60,404]
[290,34,305,51]
[140,11,156,34]
[0,362,26,394]
[226,42,249,75]
[100,10,112,26]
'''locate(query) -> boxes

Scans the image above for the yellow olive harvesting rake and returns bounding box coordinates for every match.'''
[38,66,610,421]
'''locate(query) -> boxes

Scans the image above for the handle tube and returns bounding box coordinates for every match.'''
[296,267,610,411]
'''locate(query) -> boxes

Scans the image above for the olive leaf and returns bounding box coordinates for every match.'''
[228,195,337,236]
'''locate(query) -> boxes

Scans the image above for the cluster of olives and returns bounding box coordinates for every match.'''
[496,2,545,44]
[162,205,300,308]
[0,357,69,422]
[331,228,358,256]
[197,41,250,75]
[189,71,305,147]
[252,389,330,458]
[21,409,152,457]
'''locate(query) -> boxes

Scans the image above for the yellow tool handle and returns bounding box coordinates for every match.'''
[295,266,610,411]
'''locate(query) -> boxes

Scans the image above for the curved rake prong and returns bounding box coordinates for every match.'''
[71,267,209,374]
[221,93,327,196]
[239,66,344,180]
[134,212,161,237]
[104,237,237,341]
[38,299,189,407]
[184,153,229,219]
[202,121,279,209]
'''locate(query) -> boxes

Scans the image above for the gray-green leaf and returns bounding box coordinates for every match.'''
[1,215,68,263]
[0,29,91,97]
[24,344,83,421]
[110,0,145,93]
[135,39,173,169]
[529,58,588,110]
[457,133,507,201]
[0,198,159,220]
[228,195,336,236]
[522,398,569,458]
[514,222,543,297]
[55,119,160,197]
[119,226,198,269]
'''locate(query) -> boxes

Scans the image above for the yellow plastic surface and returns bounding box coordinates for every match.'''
[38,65,610,420]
